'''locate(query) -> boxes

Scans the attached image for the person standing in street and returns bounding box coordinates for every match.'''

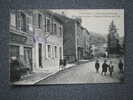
[119,59,124,73]
[101,60,108,76]
[95,60,100,73]
[109,61,114,77]
[59,59,63,71]
[63,59,67,70]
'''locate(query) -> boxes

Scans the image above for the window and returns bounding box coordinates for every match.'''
[9,45,19,59]
[52,46,54,58]
[47,19,50,32]
[38,43,42,67]
[48,45,51,57]
[24,47,32,69]
[44,16,47,32]
[51,19,54,33]
[38,14,42,28]
[54,23,57,34]
[10,13,16,27]
[20,12,26,32]
[59,26,62,36]
[54,46,57,58]
[59,47,62,59]
[28,16,33,32]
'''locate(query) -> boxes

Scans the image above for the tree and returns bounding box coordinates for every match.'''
[107,20,120,55]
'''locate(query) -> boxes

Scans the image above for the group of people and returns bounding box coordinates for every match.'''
[95,59,124,77]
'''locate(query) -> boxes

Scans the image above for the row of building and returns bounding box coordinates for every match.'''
[9,10,91,75]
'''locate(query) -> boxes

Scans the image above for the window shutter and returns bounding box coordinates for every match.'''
[51,18,53,33]
[32,13,36,26]
[50,17,52,33]
[16,12,21,30]
[44,16,47,32]
[26,16,30,33]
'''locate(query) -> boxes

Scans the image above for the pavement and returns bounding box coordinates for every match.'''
[36,58,123,84]
[12,63,76,85]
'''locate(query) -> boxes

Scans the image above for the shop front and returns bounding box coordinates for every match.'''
[9,32,33,82]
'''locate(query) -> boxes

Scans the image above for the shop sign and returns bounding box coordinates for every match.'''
[10,33,27,44]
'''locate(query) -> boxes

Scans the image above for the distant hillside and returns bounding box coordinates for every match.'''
[89,31,107,45]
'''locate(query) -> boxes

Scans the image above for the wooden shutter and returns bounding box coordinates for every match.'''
[26,15,30,33]
[16,11,21,30]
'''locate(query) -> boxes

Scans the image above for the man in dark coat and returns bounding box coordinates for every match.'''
[59,59,63,71]
[109,61,114,77]
[95,60,100,73]
[101,60,108,76]
[63,59,66,70]
[119,59,124,73]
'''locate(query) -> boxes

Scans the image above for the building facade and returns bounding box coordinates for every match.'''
[9,10,34,78]
[9,10,64,82]
[58,16,82,62]
[32,10,63,72]
[53,15,77,63]
[82,28,90,59]
[54,14,90,63]
[76,19,84,60]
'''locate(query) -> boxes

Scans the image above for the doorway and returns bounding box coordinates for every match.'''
[24,47,32,71]
[38,43,42,68]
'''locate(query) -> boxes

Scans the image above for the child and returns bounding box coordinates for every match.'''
[109,61,114,77]
[95,60,100,73]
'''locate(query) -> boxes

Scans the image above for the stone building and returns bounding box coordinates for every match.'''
[9,10,34,77]
[32,10,63,72]
[53,14,90,62]
[9,10,64,81]
[76,19,84,60]
[82,28,90,59]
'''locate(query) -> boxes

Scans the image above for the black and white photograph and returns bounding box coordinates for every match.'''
[9,9,125,85]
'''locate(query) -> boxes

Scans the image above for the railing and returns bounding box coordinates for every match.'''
[10,25,33,37]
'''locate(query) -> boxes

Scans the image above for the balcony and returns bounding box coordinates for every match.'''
[10,25,33,37]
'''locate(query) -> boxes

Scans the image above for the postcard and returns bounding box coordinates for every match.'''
[9,9,124,85]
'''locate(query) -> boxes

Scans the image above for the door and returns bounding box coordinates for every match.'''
[38,43,42,68]
[59,47,62,59]
[24,47,32,71]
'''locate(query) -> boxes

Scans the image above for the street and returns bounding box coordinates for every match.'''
[36,58,122,84]
[9,10,124,85]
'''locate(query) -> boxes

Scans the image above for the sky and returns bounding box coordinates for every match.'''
[50,9,124,37]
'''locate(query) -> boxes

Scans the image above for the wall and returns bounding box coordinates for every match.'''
[32,10,63,72]
[63,19,77,62]
[9,10,33,71]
